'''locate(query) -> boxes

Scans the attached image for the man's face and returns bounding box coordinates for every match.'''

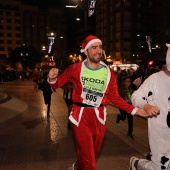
[85,42,103,63]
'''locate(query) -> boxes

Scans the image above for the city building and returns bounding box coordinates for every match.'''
[65,0,96,56]
[95,0,170,66]
[0,0,67,68]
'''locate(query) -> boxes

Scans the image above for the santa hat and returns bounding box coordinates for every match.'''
[80,35,102,53]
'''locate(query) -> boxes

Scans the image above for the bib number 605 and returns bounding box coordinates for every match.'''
[86,93,97,102]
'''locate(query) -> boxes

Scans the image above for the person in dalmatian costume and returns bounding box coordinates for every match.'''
[129,44,170,170]
[48,35,158,170]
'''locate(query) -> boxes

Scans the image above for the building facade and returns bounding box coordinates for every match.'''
[0,0,67,67]
[95,0,170,65]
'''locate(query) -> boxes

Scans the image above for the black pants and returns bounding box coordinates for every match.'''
[43,92,52,114]
[119,109,133,134]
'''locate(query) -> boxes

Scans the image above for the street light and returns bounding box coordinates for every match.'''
[59,36,63,57]
[65,4,79,8]
[69,54,83,63]
[42,46,46,51]
[106,55,113,65]
[46,32,56,69]
[47,32,56,54]
[66,0,88,36]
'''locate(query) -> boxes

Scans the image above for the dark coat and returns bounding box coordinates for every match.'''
[38,78,52,104]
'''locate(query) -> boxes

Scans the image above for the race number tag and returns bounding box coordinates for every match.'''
[81,88,103,107]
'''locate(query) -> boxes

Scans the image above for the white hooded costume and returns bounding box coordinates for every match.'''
[131,44,170,170]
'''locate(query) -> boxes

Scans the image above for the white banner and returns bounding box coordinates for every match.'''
[146,36,152,53]
[88,0,96,17]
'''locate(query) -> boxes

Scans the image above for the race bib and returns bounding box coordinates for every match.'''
[81,88,103,107]
[81,64,107,107]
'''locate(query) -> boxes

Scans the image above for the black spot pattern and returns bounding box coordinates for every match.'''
[167,97,170,128]
[142,91,153,103]
[160,156,169,170]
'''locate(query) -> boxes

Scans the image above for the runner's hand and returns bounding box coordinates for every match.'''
[143,103,160,117]
[135,107,160,118]
[48,68,59,81]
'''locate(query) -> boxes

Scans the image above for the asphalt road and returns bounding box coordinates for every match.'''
[0,80,149,170]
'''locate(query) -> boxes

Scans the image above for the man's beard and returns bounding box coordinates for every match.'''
[88,54,101,63]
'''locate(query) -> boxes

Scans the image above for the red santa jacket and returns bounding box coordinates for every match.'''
[49,60,135,126]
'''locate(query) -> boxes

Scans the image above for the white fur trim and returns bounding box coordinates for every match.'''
[69,110,79,126]
[78,107,84,125]
[80,39,102,53]
[131,107,138,115]
[47,77,57,84]
[69,107,85,126]
[69,115,79,126]
[94,107,106,125]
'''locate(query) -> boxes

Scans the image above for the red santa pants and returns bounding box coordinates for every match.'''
[72,107,106,170]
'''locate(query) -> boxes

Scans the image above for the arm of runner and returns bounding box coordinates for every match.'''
[143,103,160,117]
[132,106,160,118]
[48,68,59,83]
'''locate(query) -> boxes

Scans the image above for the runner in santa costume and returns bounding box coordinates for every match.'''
[48,35,158,170]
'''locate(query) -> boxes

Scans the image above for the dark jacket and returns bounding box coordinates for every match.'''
[38,78,52,104]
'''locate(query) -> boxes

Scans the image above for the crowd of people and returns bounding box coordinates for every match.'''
[2,33,169,169]
[26,34,168,170]
[115,63,166,141]
[0,69,23,82]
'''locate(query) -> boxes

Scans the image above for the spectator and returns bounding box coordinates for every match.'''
[32,68,40,89]
[38,72,52,117]
[62,81,73,130]
[116,76,134,139]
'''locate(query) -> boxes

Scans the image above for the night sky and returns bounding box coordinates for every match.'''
[22,0,66,7]
[21,0,96,54]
